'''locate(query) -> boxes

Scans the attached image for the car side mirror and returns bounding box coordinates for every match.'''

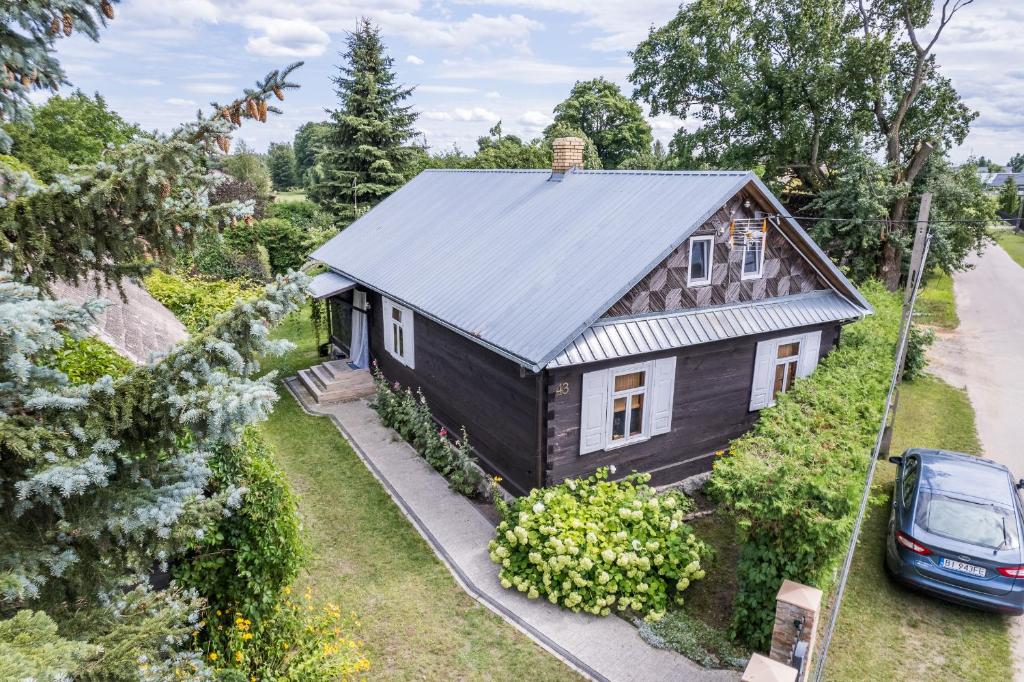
[1017,478,1024,491]
[889,456,903,465]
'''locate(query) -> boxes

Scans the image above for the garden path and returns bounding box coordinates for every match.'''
[284,377,736,682]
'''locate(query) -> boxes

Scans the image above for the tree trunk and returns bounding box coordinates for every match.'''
[880,238,902,291]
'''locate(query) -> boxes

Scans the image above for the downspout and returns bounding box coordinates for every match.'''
[534,369,548,489]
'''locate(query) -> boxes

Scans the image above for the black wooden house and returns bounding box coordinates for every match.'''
[307,139,871,496]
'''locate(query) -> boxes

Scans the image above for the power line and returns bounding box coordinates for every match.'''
[777,214,1009,225]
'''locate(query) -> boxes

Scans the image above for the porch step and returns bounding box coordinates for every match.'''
[297,363,375,404]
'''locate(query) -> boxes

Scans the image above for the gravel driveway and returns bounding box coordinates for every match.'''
[927,237,1024,680]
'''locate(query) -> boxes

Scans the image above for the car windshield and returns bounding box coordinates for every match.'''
[916,491,1019,550]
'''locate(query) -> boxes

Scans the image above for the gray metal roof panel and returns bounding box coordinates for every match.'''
[308,271,355,299]
[311,168,870,369]
[547,290,865,368]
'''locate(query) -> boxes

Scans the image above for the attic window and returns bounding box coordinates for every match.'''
[687,236,714,287]
[741,231,766,280]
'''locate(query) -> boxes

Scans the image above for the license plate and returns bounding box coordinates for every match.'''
[940,557,986,577]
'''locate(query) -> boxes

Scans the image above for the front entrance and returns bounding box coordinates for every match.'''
[350,290,369,368]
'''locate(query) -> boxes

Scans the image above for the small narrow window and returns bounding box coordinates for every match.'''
[383,298,414,368]
[687,236,714,286]
[609,368,647,446]
[742,231,766,280]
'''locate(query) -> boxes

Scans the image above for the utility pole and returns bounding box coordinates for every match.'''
[881,192,931,458]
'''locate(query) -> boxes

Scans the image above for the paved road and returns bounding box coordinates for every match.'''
[927,238,1024,681]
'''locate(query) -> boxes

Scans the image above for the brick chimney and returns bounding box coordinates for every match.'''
[551,137,585,176]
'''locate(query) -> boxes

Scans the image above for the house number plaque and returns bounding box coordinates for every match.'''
[554,382,570,397]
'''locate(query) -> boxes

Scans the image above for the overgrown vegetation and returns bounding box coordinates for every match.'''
[708,281,901,648]
[144,269,259,332]
[490,468,707,621]
[50,335,133,383]
[371,363,485,497]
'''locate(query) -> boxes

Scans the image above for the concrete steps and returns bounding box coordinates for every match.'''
[297,361,374,404]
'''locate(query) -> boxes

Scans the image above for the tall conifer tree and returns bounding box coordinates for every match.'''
[309,19,418,218]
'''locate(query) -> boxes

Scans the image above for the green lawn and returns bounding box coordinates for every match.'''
[917,271,958,330]
[994,229,1024,270]
[824,375,1012,681]
[273,189,307,203]
[259,310,579,681]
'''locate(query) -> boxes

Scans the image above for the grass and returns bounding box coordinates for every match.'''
[273,189,307,203]
[916,271,959,330]
[259,309,579,681]
[993,229,1024,270]
[824,374,1013,681]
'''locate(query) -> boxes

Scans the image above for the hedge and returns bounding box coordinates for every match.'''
[706,281,900,648]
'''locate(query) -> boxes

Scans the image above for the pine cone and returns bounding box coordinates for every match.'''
[63,13,73,36]
[101,1,115,20]
[159,181,171,199]
[217,136,230,154]
[230,107,241,126]
[243,215,255,226]
[257,99,268,122]
[21,74,30,87]
[246,99,259,119]
[50,16,61,35]
[273,86,284,101]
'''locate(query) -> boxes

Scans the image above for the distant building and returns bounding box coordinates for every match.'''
[979,170,1024,191]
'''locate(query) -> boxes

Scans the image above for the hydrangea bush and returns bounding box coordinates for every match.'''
[489,468,707,621]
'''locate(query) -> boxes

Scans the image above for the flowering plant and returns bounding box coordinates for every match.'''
[489,468,707,621]
[371,363,485,497]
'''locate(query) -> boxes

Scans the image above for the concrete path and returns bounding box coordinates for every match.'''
[926,239,1024,682]
[284,377,736,682]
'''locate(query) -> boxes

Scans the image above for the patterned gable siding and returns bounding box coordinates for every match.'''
[603,196,828,318]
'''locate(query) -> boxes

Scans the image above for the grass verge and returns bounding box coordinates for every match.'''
[273,189,307,203]
[917,271,958,330]
[994,229,1024,270]
[823,374,1012,681]
[259,309,579,681]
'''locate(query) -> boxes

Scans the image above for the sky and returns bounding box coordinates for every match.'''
[51,0,1023,165]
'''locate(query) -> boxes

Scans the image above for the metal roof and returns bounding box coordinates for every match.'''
[308,271,355,299]
[547,290,865,368]
[311,168,869,371]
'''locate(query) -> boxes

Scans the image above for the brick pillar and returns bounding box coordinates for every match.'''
[769,580,823,681]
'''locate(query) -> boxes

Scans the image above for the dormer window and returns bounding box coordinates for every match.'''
[687,236,714,287]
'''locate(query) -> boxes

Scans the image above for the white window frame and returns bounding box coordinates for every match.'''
[579,356,676,455]
[741,230,767,280]
[382,297,415,369]
[605,363,652,449]
[749,331,821,410]
[687,235,714,287]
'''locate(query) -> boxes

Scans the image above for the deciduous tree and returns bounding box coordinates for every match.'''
[267,140,297,190]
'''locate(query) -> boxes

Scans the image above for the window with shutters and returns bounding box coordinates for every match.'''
[687,235,714,287]
[579,356,676,455]
[749,331,821,411]
[382,297,415,368]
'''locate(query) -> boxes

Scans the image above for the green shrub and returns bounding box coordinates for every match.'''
[224,217,307,275]
[51,335,133,383]
[174,428,304,652]
[183,229,272,282]
[267,200,341,255]
[371,363,485,497]
[489,468,707,621]
[144,269,258,333]
[903,322,934,380]
[707,281,900,648]
[0,610,99,680]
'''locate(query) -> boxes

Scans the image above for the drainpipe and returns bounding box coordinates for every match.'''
[534,369,547,489]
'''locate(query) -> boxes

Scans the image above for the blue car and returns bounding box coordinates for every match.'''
[886,448,1024,615]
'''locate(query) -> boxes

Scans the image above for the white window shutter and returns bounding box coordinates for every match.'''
[579,369,610,455]
[749,340,775,411]
[404,309,415,369]
[797,331,821,378]
[650,356,676,435]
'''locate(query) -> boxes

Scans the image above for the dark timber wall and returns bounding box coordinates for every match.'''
[365,290,542,496]
[545,323,841,487]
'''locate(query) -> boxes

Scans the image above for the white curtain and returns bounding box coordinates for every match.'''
[350,291,369,368]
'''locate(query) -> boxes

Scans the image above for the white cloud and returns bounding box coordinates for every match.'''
[185,83,236,95]
[518,110,553,127]
[484,91,501,99]
[438,58,626,85]
[166,97,198,106]
[123,78,162,86]
[416,85,478,94]
[423,107,500,123]
[406,55,425,65]
[245,18,331,58]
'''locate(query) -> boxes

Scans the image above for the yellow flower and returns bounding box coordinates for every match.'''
[242,632,253,640]
[235,651,243,663]
[283,586,291,595]
[208,652,218,661]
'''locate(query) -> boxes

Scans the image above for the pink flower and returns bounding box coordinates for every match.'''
[439,427,448,438]
[392,381,400,390]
